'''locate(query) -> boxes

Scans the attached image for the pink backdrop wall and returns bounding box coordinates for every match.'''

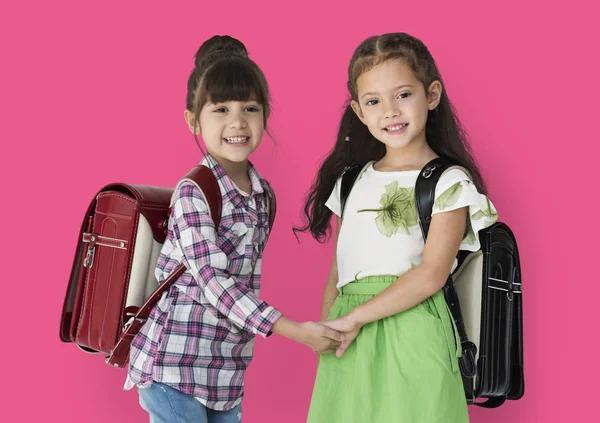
[1,0,598,421]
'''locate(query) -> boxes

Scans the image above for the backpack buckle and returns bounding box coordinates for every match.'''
[422,165,436,179]
[123,315,147,333]
[459,341,478,378]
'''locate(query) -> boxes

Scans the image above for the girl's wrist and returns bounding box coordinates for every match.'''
[349,307,368,328]
[271,316,300,341]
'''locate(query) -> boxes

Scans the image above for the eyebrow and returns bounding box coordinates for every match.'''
[360,85,414,99]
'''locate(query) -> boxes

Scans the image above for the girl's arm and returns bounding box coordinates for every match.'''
[324,206,468,357]
[320,217,342,321]
[172,183,280,337]
[173,182,343,352]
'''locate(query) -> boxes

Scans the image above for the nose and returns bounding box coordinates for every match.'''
[229,112,248,129]
[382,100,401,120]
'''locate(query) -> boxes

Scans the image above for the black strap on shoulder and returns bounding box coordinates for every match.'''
[415,158,452,238]
[340,164,364,217]
[415,158,478,401]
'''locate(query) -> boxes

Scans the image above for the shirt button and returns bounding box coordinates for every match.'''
[248,198,254,206]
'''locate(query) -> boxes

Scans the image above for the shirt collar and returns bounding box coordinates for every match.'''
[201,153,266,204]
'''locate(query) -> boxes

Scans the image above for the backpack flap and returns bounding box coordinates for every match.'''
[64,183,172,354]
[479,223,524,402]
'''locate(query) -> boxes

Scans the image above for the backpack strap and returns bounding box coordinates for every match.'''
[415,157,478,389]
[158,164,224,297]
[170,165,222,228]
[340,162,374,218]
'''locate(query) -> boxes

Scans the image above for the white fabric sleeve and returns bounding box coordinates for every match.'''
[431,169,499,252]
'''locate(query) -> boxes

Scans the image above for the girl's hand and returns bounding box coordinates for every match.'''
[321,315,364,358]
[296,321,344,353]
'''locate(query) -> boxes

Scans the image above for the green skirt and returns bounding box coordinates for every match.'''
[307,276,469,423]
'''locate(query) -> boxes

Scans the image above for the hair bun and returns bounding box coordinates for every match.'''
[194,35,248,69]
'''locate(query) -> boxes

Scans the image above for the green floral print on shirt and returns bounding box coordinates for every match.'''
[357,181,418,237]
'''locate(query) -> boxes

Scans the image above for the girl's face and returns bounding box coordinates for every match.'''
[195,100,265,163]
[351,59,441,152]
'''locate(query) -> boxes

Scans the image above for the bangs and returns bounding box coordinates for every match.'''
[197,58,269,107]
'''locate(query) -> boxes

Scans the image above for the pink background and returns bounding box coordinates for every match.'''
[1,0,598,421]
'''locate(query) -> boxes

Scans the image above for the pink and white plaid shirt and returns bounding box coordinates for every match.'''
[124,154,282,410]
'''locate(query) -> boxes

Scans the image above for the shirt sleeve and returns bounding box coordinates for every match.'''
[325,176,343,217]
[431,168,499,252]
[170,181,282,338]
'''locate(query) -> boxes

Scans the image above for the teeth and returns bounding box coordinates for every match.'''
[386,124,407,131]
[224,137,249,143]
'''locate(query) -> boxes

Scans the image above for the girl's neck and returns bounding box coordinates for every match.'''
[210,154,252,194]
[376,138,438,172]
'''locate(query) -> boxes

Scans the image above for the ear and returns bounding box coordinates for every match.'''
[427,81,443,111]
[351,100,367,125]
[184,109,201,134]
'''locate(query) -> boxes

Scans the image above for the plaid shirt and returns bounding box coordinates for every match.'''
[124,154,282,410]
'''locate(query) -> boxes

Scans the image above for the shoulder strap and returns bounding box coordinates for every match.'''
[415,157,474,236]
[415,157,478,387]
[340,162,373,218]
[159,165,223,321]
[171,165,222,228]
[415,157,453,237]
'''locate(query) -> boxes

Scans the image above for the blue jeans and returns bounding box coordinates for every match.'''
[138,383,242,423]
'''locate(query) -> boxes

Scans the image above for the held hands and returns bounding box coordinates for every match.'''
[297,321,345,353]
[320,314,364,358]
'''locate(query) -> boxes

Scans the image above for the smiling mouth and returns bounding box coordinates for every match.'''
[384,123,408,132]
[224,136,249,144]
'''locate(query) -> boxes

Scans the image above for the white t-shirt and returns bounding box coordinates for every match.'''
[326,163,499,288]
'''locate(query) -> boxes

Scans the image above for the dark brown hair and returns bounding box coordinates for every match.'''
[186,35,271,148]
[295,32,487,242]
